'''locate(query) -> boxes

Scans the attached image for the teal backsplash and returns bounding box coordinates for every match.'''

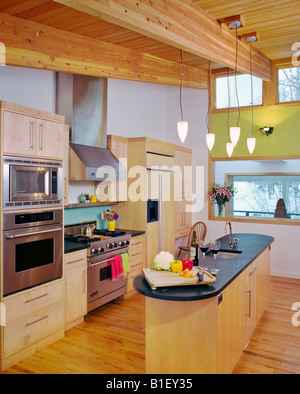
[64,205,111,228]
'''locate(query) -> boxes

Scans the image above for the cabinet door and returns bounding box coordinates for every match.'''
[245,265,258,343]
[37,120,64,160]
[3,111,36,156]
[64,251,87,326]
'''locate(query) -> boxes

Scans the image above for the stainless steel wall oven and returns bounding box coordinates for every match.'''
[3,209,63,296]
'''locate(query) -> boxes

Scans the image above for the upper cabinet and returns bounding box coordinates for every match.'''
[1,101,64,160]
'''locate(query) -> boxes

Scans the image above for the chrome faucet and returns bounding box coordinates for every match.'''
[224,221,238,250]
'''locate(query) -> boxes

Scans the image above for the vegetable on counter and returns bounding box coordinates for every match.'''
[181,258,193,271]
[170,260,183,273]
[180,269,195,278]
[151,251,174,271]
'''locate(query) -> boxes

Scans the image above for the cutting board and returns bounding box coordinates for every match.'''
[143,266,216,290]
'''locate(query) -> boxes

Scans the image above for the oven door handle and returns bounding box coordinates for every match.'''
[89,257,114,267]
[5,227,63,239]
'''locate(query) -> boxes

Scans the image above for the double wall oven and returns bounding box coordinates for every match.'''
[2,156,64,297]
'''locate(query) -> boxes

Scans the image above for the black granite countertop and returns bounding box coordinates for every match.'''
[133,233,274,302]
[64,228,145,254]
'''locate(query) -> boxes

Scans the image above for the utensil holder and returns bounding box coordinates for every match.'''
[108,221,115,231]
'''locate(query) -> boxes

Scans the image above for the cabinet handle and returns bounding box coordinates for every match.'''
[29,121,34,150]
[25,292,48,303]
[246,290,251,318]
[82,270,86,294]
[25,314,49,327]
[39,123,43,150]
[249,266,258,277]
[67,258,85,265]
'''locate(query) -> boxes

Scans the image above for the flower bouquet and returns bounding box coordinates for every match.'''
[208,183,235,217]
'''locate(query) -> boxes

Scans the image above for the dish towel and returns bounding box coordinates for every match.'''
[111,255,124,281]
[121,252,130,276]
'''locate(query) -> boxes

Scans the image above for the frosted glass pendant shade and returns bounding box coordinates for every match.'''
[177,121,188,143]
[226,142,234,158]
[206,133,215,151]
[230,127,240,147]
[247,137,256,155]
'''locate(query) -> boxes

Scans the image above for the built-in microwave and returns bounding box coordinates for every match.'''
[3,156,63,210]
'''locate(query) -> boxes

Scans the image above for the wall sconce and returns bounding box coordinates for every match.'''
[260,126,274,136]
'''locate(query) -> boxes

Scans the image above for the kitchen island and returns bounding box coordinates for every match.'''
[134,233,273,374]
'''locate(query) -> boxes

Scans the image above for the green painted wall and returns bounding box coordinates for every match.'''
[211,105,300,158]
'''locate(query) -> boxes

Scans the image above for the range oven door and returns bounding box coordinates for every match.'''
[3,223,63,296]
[88,249,128,311]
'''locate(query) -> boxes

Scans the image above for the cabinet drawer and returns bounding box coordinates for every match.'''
[127,267,142,293]
[129,254,143,270]
[64,249,87,270]
[4,280,63,324]
[146,152,175,169]
[3,301,64,358]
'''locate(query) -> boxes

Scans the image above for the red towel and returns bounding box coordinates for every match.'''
[111,255,124,281]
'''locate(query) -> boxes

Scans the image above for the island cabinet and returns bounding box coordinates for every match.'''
[135,234,273,374]
[64,249,87,331]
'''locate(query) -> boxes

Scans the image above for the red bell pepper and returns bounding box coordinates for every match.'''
[181,258,193,271]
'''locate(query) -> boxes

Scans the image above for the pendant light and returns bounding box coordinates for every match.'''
[230,25,241,147]
[177,50,188,143]
[246,36,257,155]
[206,61,215,151]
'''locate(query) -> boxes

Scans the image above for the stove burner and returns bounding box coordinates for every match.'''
[93,229,126,237]
[64,234,98,243]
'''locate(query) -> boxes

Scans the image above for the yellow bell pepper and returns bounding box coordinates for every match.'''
[170,260,183,273]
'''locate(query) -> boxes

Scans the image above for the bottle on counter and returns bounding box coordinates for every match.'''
[190,230,199,266]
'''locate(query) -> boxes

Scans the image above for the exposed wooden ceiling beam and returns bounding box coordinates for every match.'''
[0,12,208,89]
[54,0,271,81]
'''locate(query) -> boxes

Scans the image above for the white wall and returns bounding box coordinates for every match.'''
[0,66,56,112]
[1,66,299,279]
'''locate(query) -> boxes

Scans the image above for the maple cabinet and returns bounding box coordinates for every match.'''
[64,249,87,330]
[127,234,146,294]
[1,101,64,160]
[174,146,192,239]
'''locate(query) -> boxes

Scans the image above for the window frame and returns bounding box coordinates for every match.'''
[212,71,264,112]
[276,64,300,105]
[208,156,300,226]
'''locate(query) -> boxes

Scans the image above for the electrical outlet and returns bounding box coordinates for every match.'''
[100,211,105,220]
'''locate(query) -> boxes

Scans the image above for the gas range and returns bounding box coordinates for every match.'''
[64,224,131,258]
[64,222,131,312]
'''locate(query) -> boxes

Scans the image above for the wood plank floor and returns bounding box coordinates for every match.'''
[2,276,300,374]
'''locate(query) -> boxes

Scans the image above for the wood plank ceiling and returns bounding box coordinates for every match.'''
[0,0,298,88]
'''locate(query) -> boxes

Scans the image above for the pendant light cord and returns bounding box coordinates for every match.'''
[206,60,211,133]
[179,49,184,122]
[234,26,241,127]
[227,68,231,139]
[250,43,254,138]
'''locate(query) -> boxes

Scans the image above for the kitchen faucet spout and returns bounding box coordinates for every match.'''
[225,221,233,248]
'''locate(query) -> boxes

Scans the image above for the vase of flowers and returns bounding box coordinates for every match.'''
[208,183,235,217]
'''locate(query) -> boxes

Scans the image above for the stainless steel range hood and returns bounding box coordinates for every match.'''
[56,73,125,181]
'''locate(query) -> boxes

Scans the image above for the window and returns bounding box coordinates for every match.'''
[228,174,300,219]
[278,67,300,103]
[214,159,300,221]
[215,74,263,109]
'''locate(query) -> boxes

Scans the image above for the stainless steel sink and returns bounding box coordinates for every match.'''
[217,250,242,260]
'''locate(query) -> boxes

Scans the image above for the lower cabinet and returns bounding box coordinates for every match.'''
[127,234,146,294]
[64,249,87,330]
[1,279,64,371]
[217,246,271,374]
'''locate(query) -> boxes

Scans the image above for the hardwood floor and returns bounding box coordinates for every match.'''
[2,276,300,374]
